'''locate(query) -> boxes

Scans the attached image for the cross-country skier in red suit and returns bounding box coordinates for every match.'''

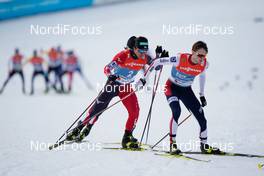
[66,36,159,149]
[0,48,25,94]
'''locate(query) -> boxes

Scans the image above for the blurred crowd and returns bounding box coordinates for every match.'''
[0,46,92,95]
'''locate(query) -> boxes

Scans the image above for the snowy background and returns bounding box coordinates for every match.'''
[0,0,264,175]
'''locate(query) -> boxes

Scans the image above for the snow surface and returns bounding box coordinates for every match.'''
[0,0,264,175]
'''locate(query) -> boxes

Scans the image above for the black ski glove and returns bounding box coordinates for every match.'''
[200,96,207,107]
[160,50,169,58]
[155,46,163,55]
[135,78,146,90]
[140,78,146,86]
[155,50,169,71]
[108,75,119,83]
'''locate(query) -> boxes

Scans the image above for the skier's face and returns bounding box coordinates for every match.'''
[33,51,37,57]
[191,48,207,64]
[15,49,19,55]
[134,47,147,58]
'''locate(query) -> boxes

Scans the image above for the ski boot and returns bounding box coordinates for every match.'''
[75,124,93,142]
[122,130,139,149]
[200,143,222,154]
[66,121,84,141]
[170,142,181,155]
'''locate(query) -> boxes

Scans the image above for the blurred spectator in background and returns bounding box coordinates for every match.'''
[0,48,25,94]
[46,46,65,93]
[25,50,49,95]
[61,50,93,92]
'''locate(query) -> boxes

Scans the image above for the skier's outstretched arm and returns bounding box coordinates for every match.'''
[143,54,180,80]
[134,52,179,90]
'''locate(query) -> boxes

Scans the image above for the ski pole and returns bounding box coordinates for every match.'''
[55,88,103,143]
[150,112,192,149]
[88,88,138,122]
[145,68,163,144]
[55,79,115,143]
[140,70,158,145]
[151,133,169,150]
[140,51,162,145]
[64,88,139,136]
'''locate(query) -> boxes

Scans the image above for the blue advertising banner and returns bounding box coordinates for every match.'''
[0,0,94,21]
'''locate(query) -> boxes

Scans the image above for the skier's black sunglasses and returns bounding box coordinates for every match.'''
[137,49,148,54]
